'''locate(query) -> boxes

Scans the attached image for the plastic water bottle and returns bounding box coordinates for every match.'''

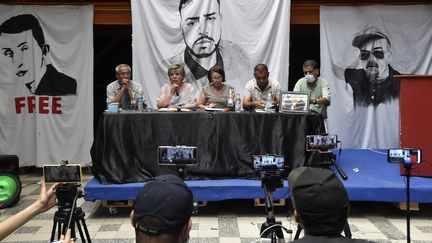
[265,93,272,113]
[130,95,136,111]
[227,86,234,108]
[137,88,144,112]
[235,93,241,112]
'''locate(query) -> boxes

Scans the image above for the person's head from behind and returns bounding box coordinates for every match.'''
[115,64,131,84]
[207,64,225,88]
[302,60,319,84]
[253,64,269,90]
[168,64,186,86]
[288,167,349,236]
[179,0,221,58]
[131,174,193,243]
[0,14,49,92]
[352,26,392,84]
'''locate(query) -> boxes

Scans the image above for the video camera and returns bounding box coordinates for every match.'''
[388,148,422,164]
[306,134,338,151]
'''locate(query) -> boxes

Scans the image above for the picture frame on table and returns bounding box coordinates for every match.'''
[278,91,310,113]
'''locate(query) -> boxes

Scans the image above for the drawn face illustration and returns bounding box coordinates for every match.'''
[180,0,221,58]
[1,30,46,93]
[358,38,391,84]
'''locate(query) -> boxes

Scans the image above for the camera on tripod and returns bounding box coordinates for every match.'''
[252,154,291,242]
[158,145,197,180]
[306,134,338,152]
[388,148,422,164]
[44,161,91,243]
[158,145,197,165]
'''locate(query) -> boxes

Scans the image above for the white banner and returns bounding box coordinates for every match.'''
[132,0,290,108]
[0,5,94,166]
[320,5,432,148]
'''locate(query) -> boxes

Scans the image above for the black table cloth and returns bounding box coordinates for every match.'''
[91,111,324,184]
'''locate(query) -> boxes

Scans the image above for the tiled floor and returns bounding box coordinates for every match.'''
[1,170,432,243]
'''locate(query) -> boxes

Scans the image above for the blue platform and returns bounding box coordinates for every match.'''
[84,149,432,203]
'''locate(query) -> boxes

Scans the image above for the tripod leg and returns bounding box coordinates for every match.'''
[75,220,87,243]
[344,220,352,238]
[57,222,63,240]
[76,219,92,243]
[294,224,303,240]
[80,219,92,243]
[50,221,58,242]
[274,222,285,242]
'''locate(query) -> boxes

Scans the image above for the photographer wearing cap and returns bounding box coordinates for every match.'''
[130,174,193,243]
[288,167,371,242]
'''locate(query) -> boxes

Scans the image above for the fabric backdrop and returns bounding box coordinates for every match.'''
[320,5,432,149]
[0,5,93,166]
[131,0,290,108]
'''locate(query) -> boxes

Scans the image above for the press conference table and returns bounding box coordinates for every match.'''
[91,111,324,184]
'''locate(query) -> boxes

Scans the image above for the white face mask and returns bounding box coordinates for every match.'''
[305,74,316,83]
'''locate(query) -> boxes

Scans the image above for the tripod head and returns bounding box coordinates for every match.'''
[55,183,82,208]
[308,150,348,180]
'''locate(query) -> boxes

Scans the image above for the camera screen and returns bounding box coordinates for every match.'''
[43,165,82,183]
[306,134,338,151]
[252,155,285,172]
[158,146,197,165]
[388,149,422,164]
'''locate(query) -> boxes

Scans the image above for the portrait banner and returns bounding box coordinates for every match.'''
[131,0,291,108]
[0,5,94,166]
[320,5,432,148]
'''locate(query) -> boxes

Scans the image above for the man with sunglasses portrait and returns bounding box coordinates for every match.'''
[344,27,400,107]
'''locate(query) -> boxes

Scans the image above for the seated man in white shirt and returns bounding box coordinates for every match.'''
[106,64,143,110]
[243,64,281,110]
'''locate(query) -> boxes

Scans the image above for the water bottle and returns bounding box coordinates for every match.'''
[137,88,144,112]
[227,86,234,108]
[235,93,241,112]
[265,93,272,113]
[130,94,137,111]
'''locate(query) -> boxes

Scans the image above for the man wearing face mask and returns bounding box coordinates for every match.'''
[294,60,331,118]
[344,27,400,107]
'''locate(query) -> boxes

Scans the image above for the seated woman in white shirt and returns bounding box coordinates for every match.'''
[157,64,196,109]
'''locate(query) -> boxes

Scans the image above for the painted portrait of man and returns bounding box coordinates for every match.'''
[344,27,400,107]
[162,0,251,97]
[0,14,77,96]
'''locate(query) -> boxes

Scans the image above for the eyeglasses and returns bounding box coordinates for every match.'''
[212,76,222,81]
[359,50,384,61]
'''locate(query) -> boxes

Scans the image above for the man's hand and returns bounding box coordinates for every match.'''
[120,78,130,91]
[59,229,73,243]
[255,100,265,109]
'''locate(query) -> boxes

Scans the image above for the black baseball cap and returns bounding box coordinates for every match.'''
[352,26,391,48]
[133,174,193,235]
[288,167,349,235]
